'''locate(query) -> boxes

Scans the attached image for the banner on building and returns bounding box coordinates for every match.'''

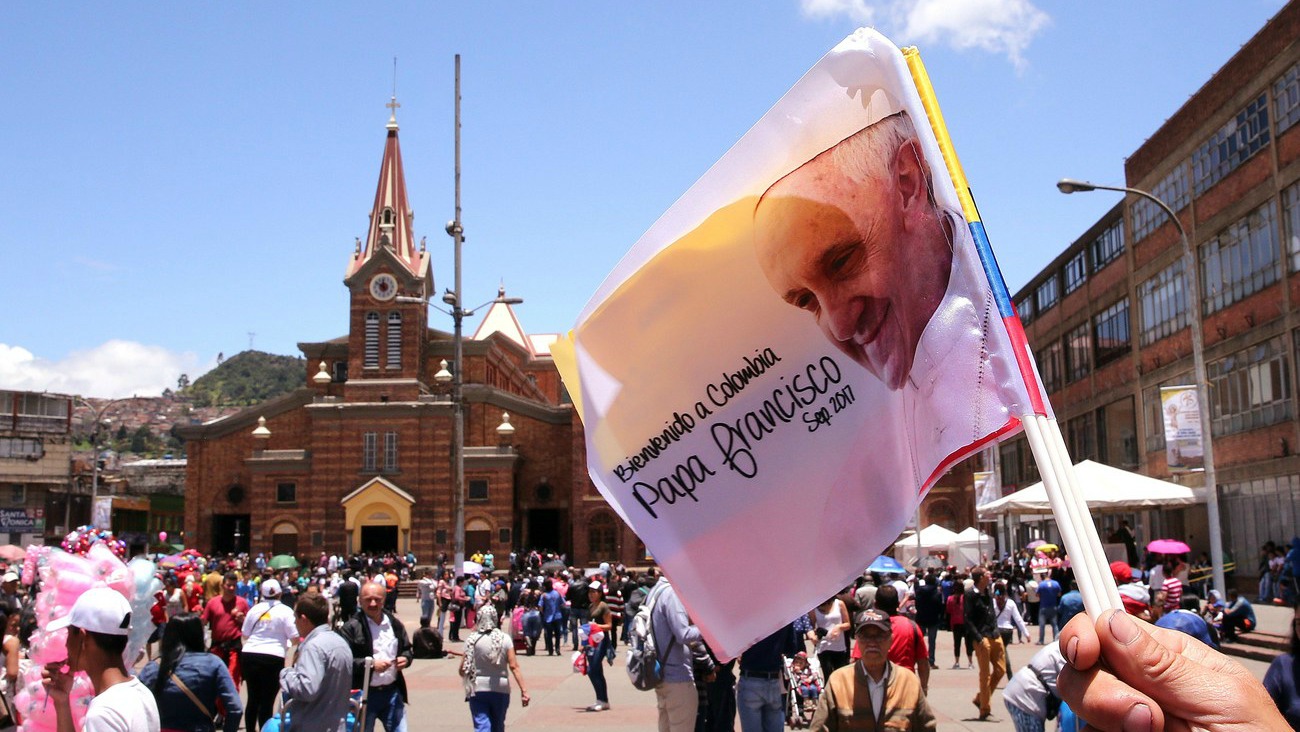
[0,509,43,533]
[552,29,1044,658]
[1161,385,1204,473]
[92,496,113,530]
[974,470,999,508]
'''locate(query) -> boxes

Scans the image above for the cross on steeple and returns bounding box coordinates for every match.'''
[386,95,400,130]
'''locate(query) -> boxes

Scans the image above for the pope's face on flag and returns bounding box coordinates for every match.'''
[753,112,954,390]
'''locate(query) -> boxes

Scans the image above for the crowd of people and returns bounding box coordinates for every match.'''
[6,539,1300,732]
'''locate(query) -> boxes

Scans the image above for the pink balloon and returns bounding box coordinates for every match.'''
[158,531,167,543]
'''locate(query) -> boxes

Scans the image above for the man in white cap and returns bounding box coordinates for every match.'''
[44,586,160,732]
[241,579,299,732]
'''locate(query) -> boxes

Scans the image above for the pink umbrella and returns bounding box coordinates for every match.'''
[1147,539,1191,555]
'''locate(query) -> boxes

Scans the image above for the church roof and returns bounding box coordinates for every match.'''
[471,285,556,359]
[346,97,431,281]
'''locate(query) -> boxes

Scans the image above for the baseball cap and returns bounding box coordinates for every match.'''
[1110,561,1133,585]
[1155,610,1218,649]
[261,579,282,597]
[853,609,892,634]
[2,572,17,583]
[48,587,132,636]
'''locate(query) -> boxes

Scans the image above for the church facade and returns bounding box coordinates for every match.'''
[179,106,644,566]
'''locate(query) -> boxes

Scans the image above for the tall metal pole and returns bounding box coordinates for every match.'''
[450,54,467,572]
[1057,179,1225,597]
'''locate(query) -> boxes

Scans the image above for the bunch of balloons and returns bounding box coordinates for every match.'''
[60,526,127,559]
[13,541,159,732]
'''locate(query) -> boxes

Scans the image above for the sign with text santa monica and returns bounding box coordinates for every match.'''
[553,29,1038,659]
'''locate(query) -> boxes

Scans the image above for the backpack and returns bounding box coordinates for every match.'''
[625,583,666,691]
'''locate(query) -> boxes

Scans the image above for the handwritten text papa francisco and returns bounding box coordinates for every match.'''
[612,348,857,519]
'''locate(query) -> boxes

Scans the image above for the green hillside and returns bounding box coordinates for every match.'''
[183,350,306,407]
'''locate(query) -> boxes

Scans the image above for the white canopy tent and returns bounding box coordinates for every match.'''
[950,526,995,568]
[977,460,1205,517]
[893,524,959,568]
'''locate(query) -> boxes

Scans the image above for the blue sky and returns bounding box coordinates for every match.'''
[0,1,1287,397]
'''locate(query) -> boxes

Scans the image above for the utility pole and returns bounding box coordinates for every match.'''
[449,54,467,572]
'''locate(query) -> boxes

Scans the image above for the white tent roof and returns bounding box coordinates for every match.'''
[952,526,993,544]
[894,524,959,549]
[977,460,1205,517]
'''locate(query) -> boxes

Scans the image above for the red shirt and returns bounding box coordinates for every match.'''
[886,615,927,671]
[202,594,249,643]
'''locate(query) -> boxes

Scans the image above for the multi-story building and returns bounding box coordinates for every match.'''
[179,105,646,566]
[0,390,71,544]
[981,1,1300,578]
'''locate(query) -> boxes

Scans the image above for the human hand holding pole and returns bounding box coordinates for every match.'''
[1056,609,1287,732]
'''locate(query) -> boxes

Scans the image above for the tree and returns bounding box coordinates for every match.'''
[129,426,151,454]
[177,374,190,390]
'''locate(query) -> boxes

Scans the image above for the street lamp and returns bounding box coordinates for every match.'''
[1057,177,1226,596]
[394,55,523,571]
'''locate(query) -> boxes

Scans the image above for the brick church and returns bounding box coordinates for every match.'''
[179,104,645,567]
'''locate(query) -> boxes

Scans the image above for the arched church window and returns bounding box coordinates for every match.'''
[382,207,394,226]
[364,312,380,369]
[386,311,402,369]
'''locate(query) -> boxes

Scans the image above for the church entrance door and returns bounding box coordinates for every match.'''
[361,525,399,554]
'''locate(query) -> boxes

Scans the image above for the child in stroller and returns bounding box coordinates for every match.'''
[785,651,822,728]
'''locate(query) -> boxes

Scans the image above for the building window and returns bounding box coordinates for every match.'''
[1191,94,1270,196]
[1035,276,1060,313]
[1284,180,1300,272]
[1100,397,1138,468]
[311,531,324,547]
[0,438,42,459]
[1275,61,1300,135]
[1092,298,1131,367]
[276,482,296,503]
[1035,341,1063,394]
[1142,372,1191,454]
[386,312,402,370]
[1066,411,1098,462]
[1131,165,1191,242]
[1063,250,1088,294]
[333,360,349,383]
[1065,321,1091,383]
[499,528,512,545]
[1222,474,1300,583]
[588,513,618,560]
[1138,259,1188,346]
[998,438,1038,488]
[1090,221,1125,272]
[383,432,398,472]
[362,432,377,471]
[1208,336,1292,436]
[364,312,380,369]
[468,479,488,502]
[436,529,448,544]
[1016,296,1034,324]
[1200,200,1279,315]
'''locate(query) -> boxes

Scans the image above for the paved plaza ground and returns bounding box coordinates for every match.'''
[377,596,1292,732]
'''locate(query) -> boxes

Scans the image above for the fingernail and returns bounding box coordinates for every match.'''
[1065,636,1079,666]
[1109,611,1140,645]
[1123,703,1152,732]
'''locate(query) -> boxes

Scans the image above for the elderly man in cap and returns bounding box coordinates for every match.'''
[44,586,161,732]
[811,609,934,732]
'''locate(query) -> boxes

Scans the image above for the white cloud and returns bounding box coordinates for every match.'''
[0,341,214,398]
[799,0,1049,68]
[801,0,877,24]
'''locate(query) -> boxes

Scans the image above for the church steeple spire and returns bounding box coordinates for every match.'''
[346,95,429,281]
